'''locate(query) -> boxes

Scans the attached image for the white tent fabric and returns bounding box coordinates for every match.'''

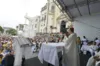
[13,37,23,66]
[12,37,33,66]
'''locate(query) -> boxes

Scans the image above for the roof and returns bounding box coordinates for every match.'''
[57,0,100,19]
[13,37,32,47]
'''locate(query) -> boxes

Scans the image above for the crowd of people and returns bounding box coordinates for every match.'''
[32,33,100,55]
[0,37,14,66]
[0,28,100,66]
[79,36,100,56]
[32,30,100,66]
[77,36,100,66]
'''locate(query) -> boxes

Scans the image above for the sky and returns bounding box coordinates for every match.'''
[0,0,47,28]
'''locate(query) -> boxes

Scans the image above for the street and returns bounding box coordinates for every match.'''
[23,46,48,66]
[25,56,48,66]
[24,52,48,66]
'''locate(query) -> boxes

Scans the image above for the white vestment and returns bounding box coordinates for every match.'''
[63,33,80,66]
[63,36,68,43]
[87,51,100,66]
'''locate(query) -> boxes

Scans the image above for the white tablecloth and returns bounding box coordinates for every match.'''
[38,42,65,66]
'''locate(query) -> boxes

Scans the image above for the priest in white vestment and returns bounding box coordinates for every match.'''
[63,28,80,66]
[86,51,100,66]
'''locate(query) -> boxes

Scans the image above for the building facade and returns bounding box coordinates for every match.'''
[24,15,40,38]
[39,4,47,33]
[39,1,55,33]
[39,0,72,33]
[16,24,27,36]
[16,24,24,31]
[23,0,72,37]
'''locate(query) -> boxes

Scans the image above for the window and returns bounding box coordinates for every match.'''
[51,5,55,13]
[44,15,46,20]
[36,19,38,22]
[42,17,43,21]
[35,24,37,28]
[41,17,42,21]
[32,25,34,29]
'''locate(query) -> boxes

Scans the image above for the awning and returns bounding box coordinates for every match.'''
[56,0,100,19]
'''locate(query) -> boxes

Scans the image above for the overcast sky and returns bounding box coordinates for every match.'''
[0,0,47,28]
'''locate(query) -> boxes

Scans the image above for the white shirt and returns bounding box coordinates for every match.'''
[81,45,93,55]
[82,38,88,45]
[90,45,98,51]
[31,46,36,52]
[95,40,100,45]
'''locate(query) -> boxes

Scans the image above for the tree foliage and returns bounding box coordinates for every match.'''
[6,28,17,35]
[0,26,4,33]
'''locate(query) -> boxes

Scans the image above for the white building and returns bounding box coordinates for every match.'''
[23,0,71,35]
[22,24,29,37]
[40,0,71,33]
[24,15,40,38]
[40,0,60,33]
[52,0,70,33]
[39,4,47,33]
[16,24,27,36]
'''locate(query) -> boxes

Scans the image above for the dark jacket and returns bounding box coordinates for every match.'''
[3,54,14,66]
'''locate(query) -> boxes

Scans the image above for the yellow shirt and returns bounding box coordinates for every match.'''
[77,38,81,44]
[0,50,2,54]
[3,43,7,48]
[0,58,2,64]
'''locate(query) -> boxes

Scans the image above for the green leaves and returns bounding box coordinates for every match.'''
[0,26,4,33]
[6,28,17,35]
